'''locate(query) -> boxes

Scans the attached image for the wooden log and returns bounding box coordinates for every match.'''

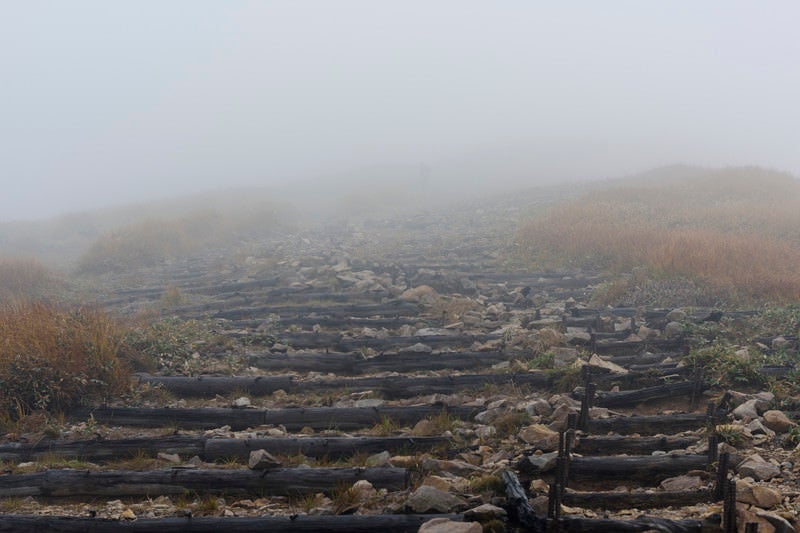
[0,467,409,498]
[0,435,205,463]
[136,375,294,397]
[563,488,713,510]
[501,470,546,532]
[569,454,709,482]
[556,516,706,532]
[299,372,550,399]
[75,405,478,431]
[595,381,701,408]
[592,339,685,357]
[0,514,458,532]
[211,301,420,321]
[203,436,452,461]
[573,434,701,455]
[0,436,450,463]
[248,351,512,375]
[587,413,709,436]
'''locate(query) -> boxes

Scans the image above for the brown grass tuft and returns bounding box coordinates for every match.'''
[516,167,800,305]
[0,302,131,422]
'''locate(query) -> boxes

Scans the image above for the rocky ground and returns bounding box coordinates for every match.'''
[2,187,800,532]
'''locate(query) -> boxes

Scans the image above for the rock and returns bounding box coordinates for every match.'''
[157,453,181,463]
[354,398,385,408]
[422,474,470,493]
[551,347,579,368]
[746,419,776,437]
[660,475,703,491]
[531,495,549,515]
[475,425,496,439]
[637,325,659,339]
[415,328,455,337]
[548,403,578,432]
[400,343,433,353]
[412,419,439,436]
[587,353,628,375]
[738,454,781,481]
[417,517,482,533]
[407,486,468,513]
[523,398,552,417]
[736,479,782,509]
[399,285,438,303]
[120,508,136,520]
[352,479,377,500]
[755,511,795,533]
[762,410,794,433]
[248,449,282,470]
[733,399,761,421]
[518,424,560,451]
[365,451,392,467]
[464,503,507,520]
[663,321,684,339]
[529,478,549,494]
[232,397,251,408]
[666,308,687,322]
[518,452,558,475]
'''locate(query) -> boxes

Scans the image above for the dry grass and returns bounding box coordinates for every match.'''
[0,302,131,423]
[516,167,800,305]
[0,258,63,305]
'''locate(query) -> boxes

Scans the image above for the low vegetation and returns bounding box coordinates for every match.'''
[516,166,800,306]
[0,258,64,305]
[0,302,131,425]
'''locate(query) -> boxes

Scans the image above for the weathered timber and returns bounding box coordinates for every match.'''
[139,372,549,399]
[0,435,205,463]
[0,514,459,532]
[556,516,706,532]
[563,488,714,510]
[587,413,709,435]
[595,381,702,408]
[0,467,408,498]
[592,339,685,357]
[211,301,420,320]
[568,454,709,482]
[136,375,293,397]
[248,332,501,351]
[202,436,452,461]
[0,436,450,463]
[248,350,512,374]
[573,434,701,455]
[502,470,546,532]
[75,406,478,431]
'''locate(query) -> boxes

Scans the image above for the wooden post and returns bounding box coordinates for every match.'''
[715,452,730,501]
[724,478,737,533]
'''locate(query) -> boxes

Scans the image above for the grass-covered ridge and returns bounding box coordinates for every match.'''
[516,166,800,306]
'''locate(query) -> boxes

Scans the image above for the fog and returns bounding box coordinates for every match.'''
[2,2,799,222]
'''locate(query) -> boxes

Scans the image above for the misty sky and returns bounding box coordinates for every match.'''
[2,2,799,221]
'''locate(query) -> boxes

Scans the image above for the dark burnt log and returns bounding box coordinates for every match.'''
[139,372,548,399]
[248,352,360,373]
[300,372,550,399]
[587,413,709,436]
[203,436,452,461]
[601,352,680,367]
[73,407,266,431]
[569,454,709,482]
[562,488,714,511]
[595,381,702,408]
[75,406,478,431]
[0,435,450,464]
[210,301,421,321]
[556,516,707,532]
[336,333,501,352]
[0,435,205,463]
[501,470,546,532]
[0,467,409,498]
[248,351,512,375]
[233,315,418,329]
[592,339,686,357]
[573,434,701,455]
[0,514,461,533]
[136,375,294,397]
